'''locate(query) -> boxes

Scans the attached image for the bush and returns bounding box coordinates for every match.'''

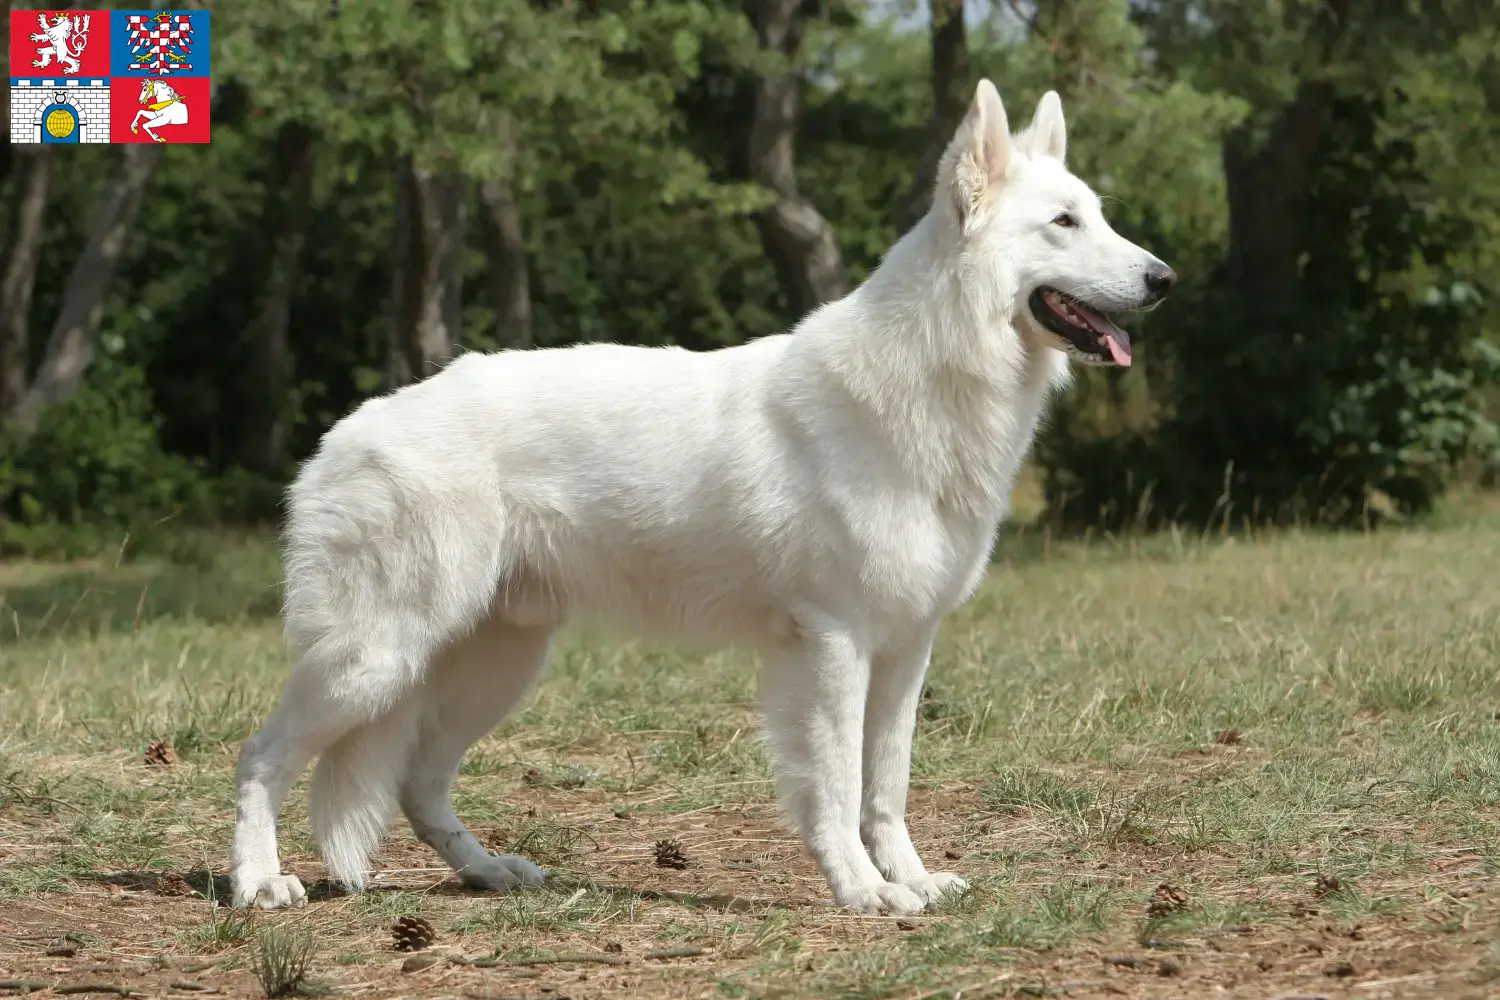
[0,362,218,559]
[1042,94,1500,529]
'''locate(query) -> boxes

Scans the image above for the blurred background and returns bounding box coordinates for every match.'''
[1,0,1497,557]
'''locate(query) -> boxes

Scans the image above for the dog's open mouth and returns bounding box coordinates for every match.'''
[1028,288,1132,367]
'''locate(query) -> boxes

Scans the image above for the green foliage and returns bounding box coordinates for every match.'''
[182,900,257,951]
[251,923,320,998]
[0,362,217,557]
[1,0,1495,533]
[1041,4,1500,527]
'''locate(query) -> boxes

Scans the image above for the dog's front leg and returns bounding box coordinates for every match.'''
[860,625,969,906]
[762,619,926,915]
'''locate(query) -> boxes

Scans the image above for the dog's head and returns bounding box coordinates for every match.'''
[937,80,1174,367]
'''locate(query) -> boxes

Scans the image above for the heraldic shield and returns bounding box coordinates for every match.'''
[9,8,211,144]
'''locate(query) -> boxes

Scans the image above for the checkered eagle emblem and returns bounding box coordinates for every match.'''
[124,11,193,74]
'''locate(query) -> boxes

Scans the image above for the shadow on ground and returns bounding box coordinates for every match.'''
[82,868,815,915]
[86,869,342,904]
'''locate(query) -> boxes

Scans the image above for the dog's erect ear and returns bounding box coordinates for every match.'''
[940,79,1011,226]
[1018,90,1066,163]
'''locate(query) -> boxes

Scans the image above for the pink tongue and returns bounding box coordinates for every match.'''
[1069,300,1133,367]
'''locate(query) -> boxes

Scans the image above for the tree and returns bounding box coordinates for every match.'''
[0,0,1491,542]
[1041,0,1500,525]
[222,0,758,367]
[12,145,162,432]
[476,116,533,351]
[244,122,318,474]
[0,148,51,416]
[390,160,467,385]
[748,0,848,316]
[899,0,969,230]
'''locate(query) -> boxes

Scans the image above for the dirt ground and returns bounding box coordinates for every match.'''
[4,525,1500,998]
[3,781,1498,999]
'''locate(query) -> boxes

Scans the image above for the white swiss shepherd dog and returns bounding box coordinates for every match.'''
[231,80,1175,915]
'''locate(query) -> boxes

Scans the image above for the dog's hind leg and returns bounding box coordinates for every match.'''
[762,616,926,916]
[233,455,516,908]
[860,625,968,905]
[231,659,370,909]
[399,616,553,892]
[233,633,445,909]
[234,612,457,908]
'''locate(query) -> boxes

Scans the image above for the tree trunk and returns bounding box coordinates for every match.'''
[12,144,161,432]
[392,157,468,385]
[476,113,531,350]
[1221,0,1352,306]
[0,28,13,187]
[477,175,532,350]
[0,148,52,416]
[440,174,465,347]
[1222,79,1338,305]
[899,0,969,230]
[748,0,847,319]
[243,122,317,475]
[387,159,413,386]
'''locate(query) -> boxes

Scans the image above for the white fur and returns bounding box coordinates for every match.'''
[230,81,1170,914]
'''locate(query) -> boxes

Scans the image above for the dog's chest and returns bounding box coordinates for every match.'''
[845,494,998,629]
[849,363,1059,626]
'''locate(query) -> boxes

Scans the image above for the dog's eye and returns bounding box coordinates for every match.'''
[1052,213,1077,228]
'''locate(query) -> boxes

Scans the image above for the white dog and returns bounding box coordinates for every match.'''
[231,80,1174,914]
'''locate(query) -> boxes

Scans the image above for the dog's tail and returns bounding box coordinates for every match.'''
[308,707,418,891]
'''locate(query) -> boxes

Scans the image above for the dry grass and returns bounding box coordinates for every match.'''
[1,510,1499,999]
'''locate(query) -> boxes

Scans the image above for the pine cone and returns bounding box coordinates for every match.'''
[391,914,437,952]
[653,838,689,870]
[144,739,178,768]
[1147,883,1188,917]
[157,870,196,897]
[1313,873,1342,898]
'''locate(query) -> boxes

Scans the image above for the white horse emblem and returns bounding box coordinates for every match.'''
[30,12,91,75]
[131,78,189,143]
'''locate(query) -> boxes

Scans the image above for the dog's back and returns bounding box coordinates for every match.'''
[283,334,831,648]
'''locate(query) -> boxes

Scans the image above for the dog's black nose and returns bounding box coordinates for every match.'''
[1143,261,1177,301]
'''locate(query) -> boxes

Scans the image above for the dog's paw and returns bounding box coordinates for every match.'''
[459,854,546,892]
[905,871,969,905]
[837,881,926,916]
[232,874,307,910]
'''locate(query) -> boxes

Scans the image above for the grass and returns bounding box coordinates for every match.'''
[250,924,319,997]
[0,510,1499,998]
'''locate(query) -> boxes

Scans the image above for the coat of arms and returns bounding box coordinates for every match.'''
[29,11,91,75]
[124,10,194,74]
